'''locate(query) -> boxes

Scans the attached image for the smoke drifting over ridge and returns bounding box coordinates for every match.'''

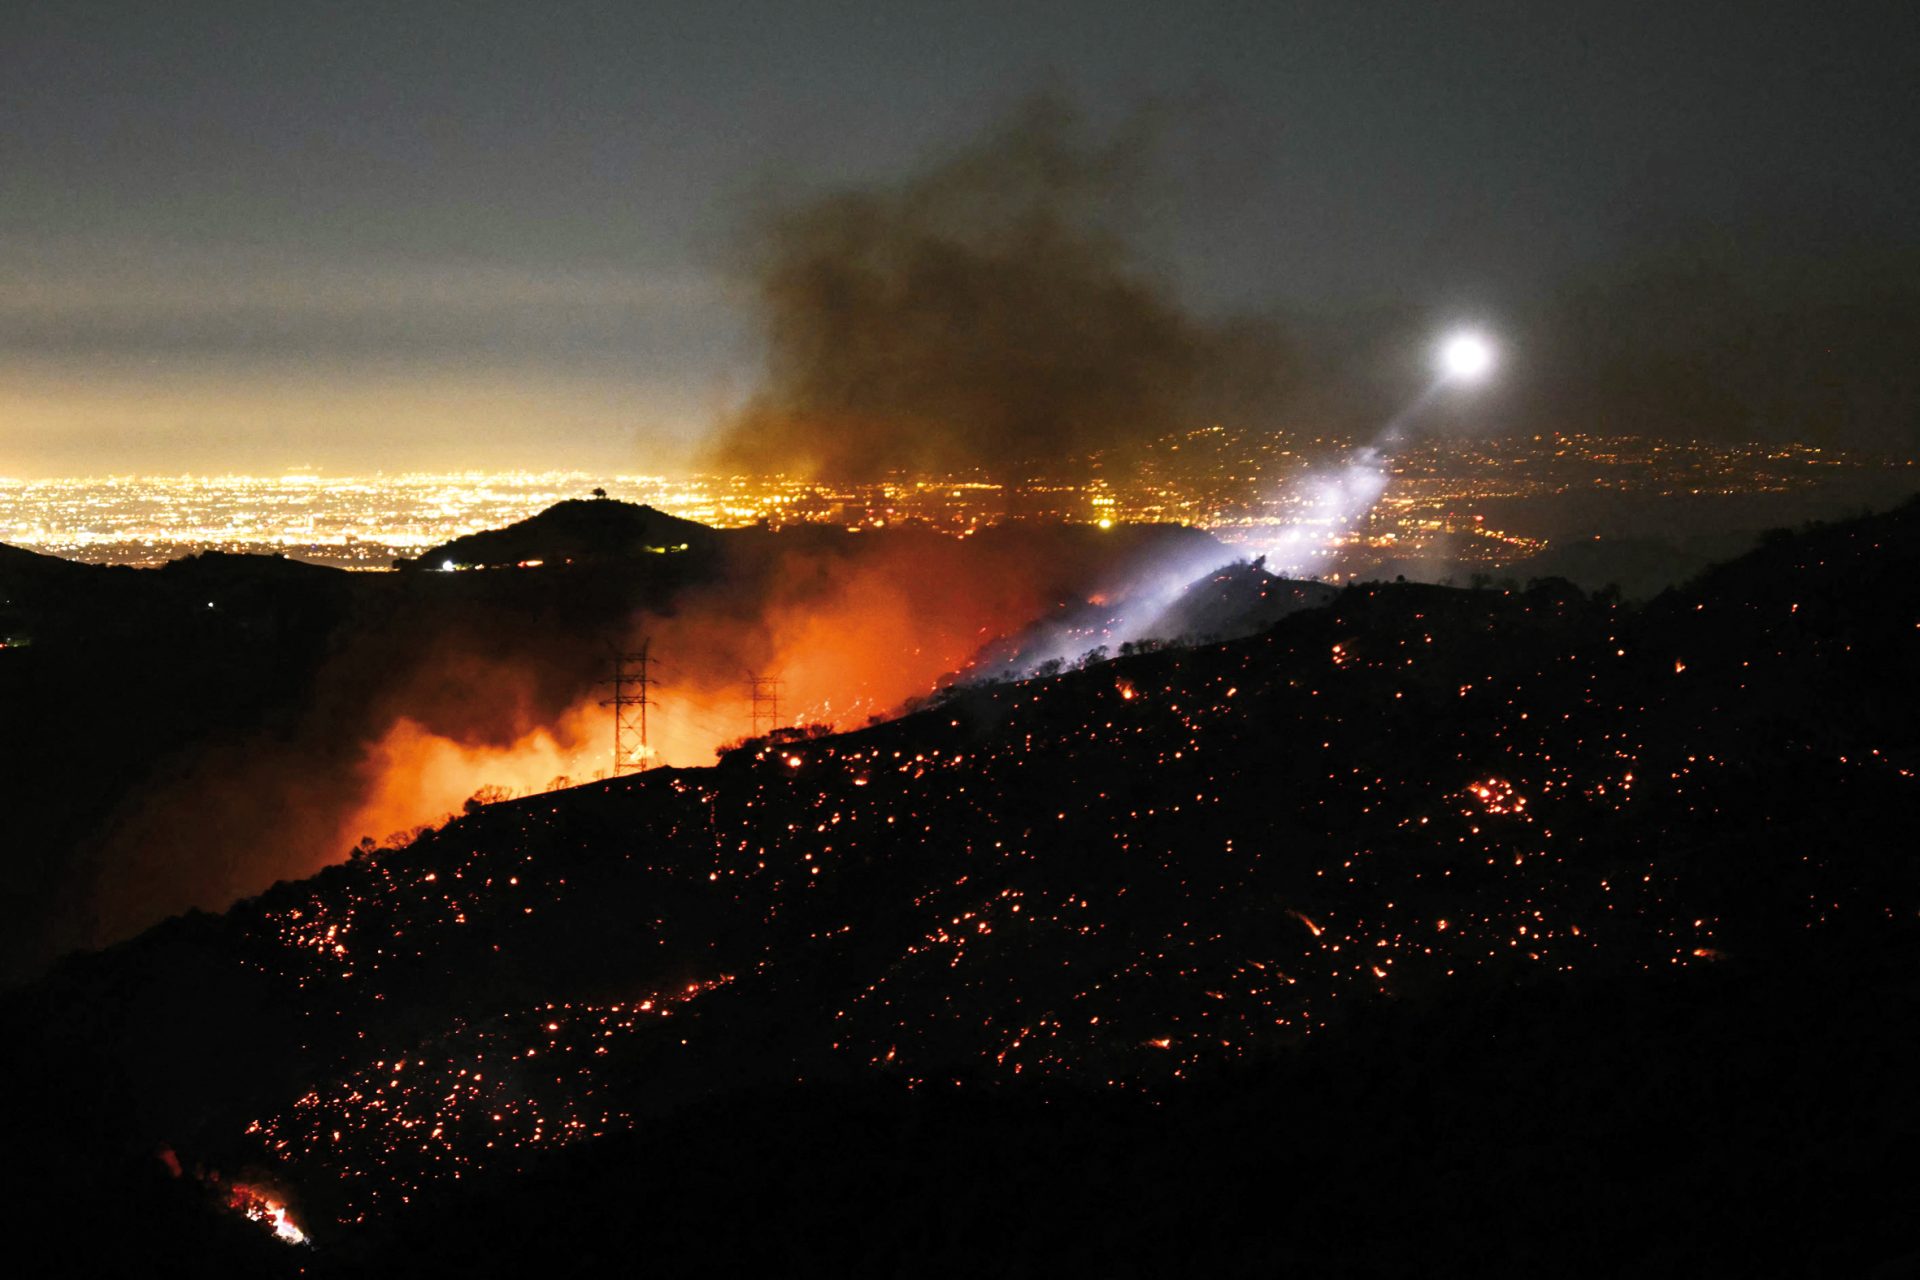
[715,98,1248,478]
[56,522,1218,973]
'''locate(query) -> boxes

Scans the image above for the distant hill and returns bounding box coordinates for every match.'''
[1,542,80,630]
[0,539,81,570]
[404,498,721,569]
[1,544,346,638]
[1151,556,1339,641]
[0,539,89,592]
[0,543,72,646]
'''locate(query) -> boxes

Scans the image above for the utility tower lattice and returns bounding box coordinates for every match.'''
[602,640,657,774]
[747,673,783,739]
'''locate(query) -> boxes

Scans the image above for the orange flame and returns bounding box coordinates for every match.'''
[228,1183,307,1245]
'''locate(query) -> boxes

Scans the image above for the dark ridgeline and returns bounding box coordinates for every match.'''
[4,497,1919,1276]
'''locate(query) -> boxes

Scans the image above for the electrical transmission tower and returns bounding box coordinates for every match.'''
[747,672,783,739]
[602,640,657,774]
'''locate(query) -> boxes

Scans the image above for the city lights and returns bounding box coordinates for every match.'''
[2,432,1901,580]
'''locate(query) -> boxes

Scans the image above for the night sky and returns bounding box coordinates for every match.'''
[3,0,1916,475]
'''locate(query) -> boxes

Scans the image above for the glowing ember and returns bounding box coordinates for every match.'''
[1464,777,1528,816]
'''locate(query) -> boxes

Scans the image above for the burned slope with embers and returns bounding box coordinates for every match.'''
[6,499,1920,1277]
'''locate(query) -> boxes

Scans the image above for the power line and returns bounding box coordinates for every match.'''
[747,672,783,738]
[602,640,657,775]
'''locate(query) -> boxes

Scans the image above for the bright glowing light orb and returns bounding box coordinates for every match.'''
[1439,332,1495,382]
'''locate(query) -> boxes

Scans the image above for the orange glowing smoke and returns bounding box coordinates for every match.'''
[332,532,1096,853]
[336,704,605,850]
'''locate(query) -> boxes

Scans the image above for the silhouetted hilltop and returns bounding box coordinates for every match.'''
[0,538,90,584]
[0,543,79,643]
[404,498,720,569]
[1154,556,1338,641]
[5,501,1917,1275]
[2,545,347,634]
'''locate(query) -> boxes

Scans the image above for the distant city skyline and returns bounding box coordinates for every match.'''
[7,431,1910,607]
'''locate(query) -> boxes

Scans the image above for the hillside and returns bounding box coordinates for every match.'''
[404,498,722,569]
[5,500,1917,1274]
[0,518,1253,985]
[0,537,90,586]
[958,544,1332,678]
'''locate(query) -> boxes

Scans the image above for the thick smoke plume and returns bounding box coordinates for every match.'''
[715,97,1224,478]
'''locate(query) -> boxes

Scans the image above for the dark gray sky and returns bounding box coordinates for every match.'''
[3,0,1915,475]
